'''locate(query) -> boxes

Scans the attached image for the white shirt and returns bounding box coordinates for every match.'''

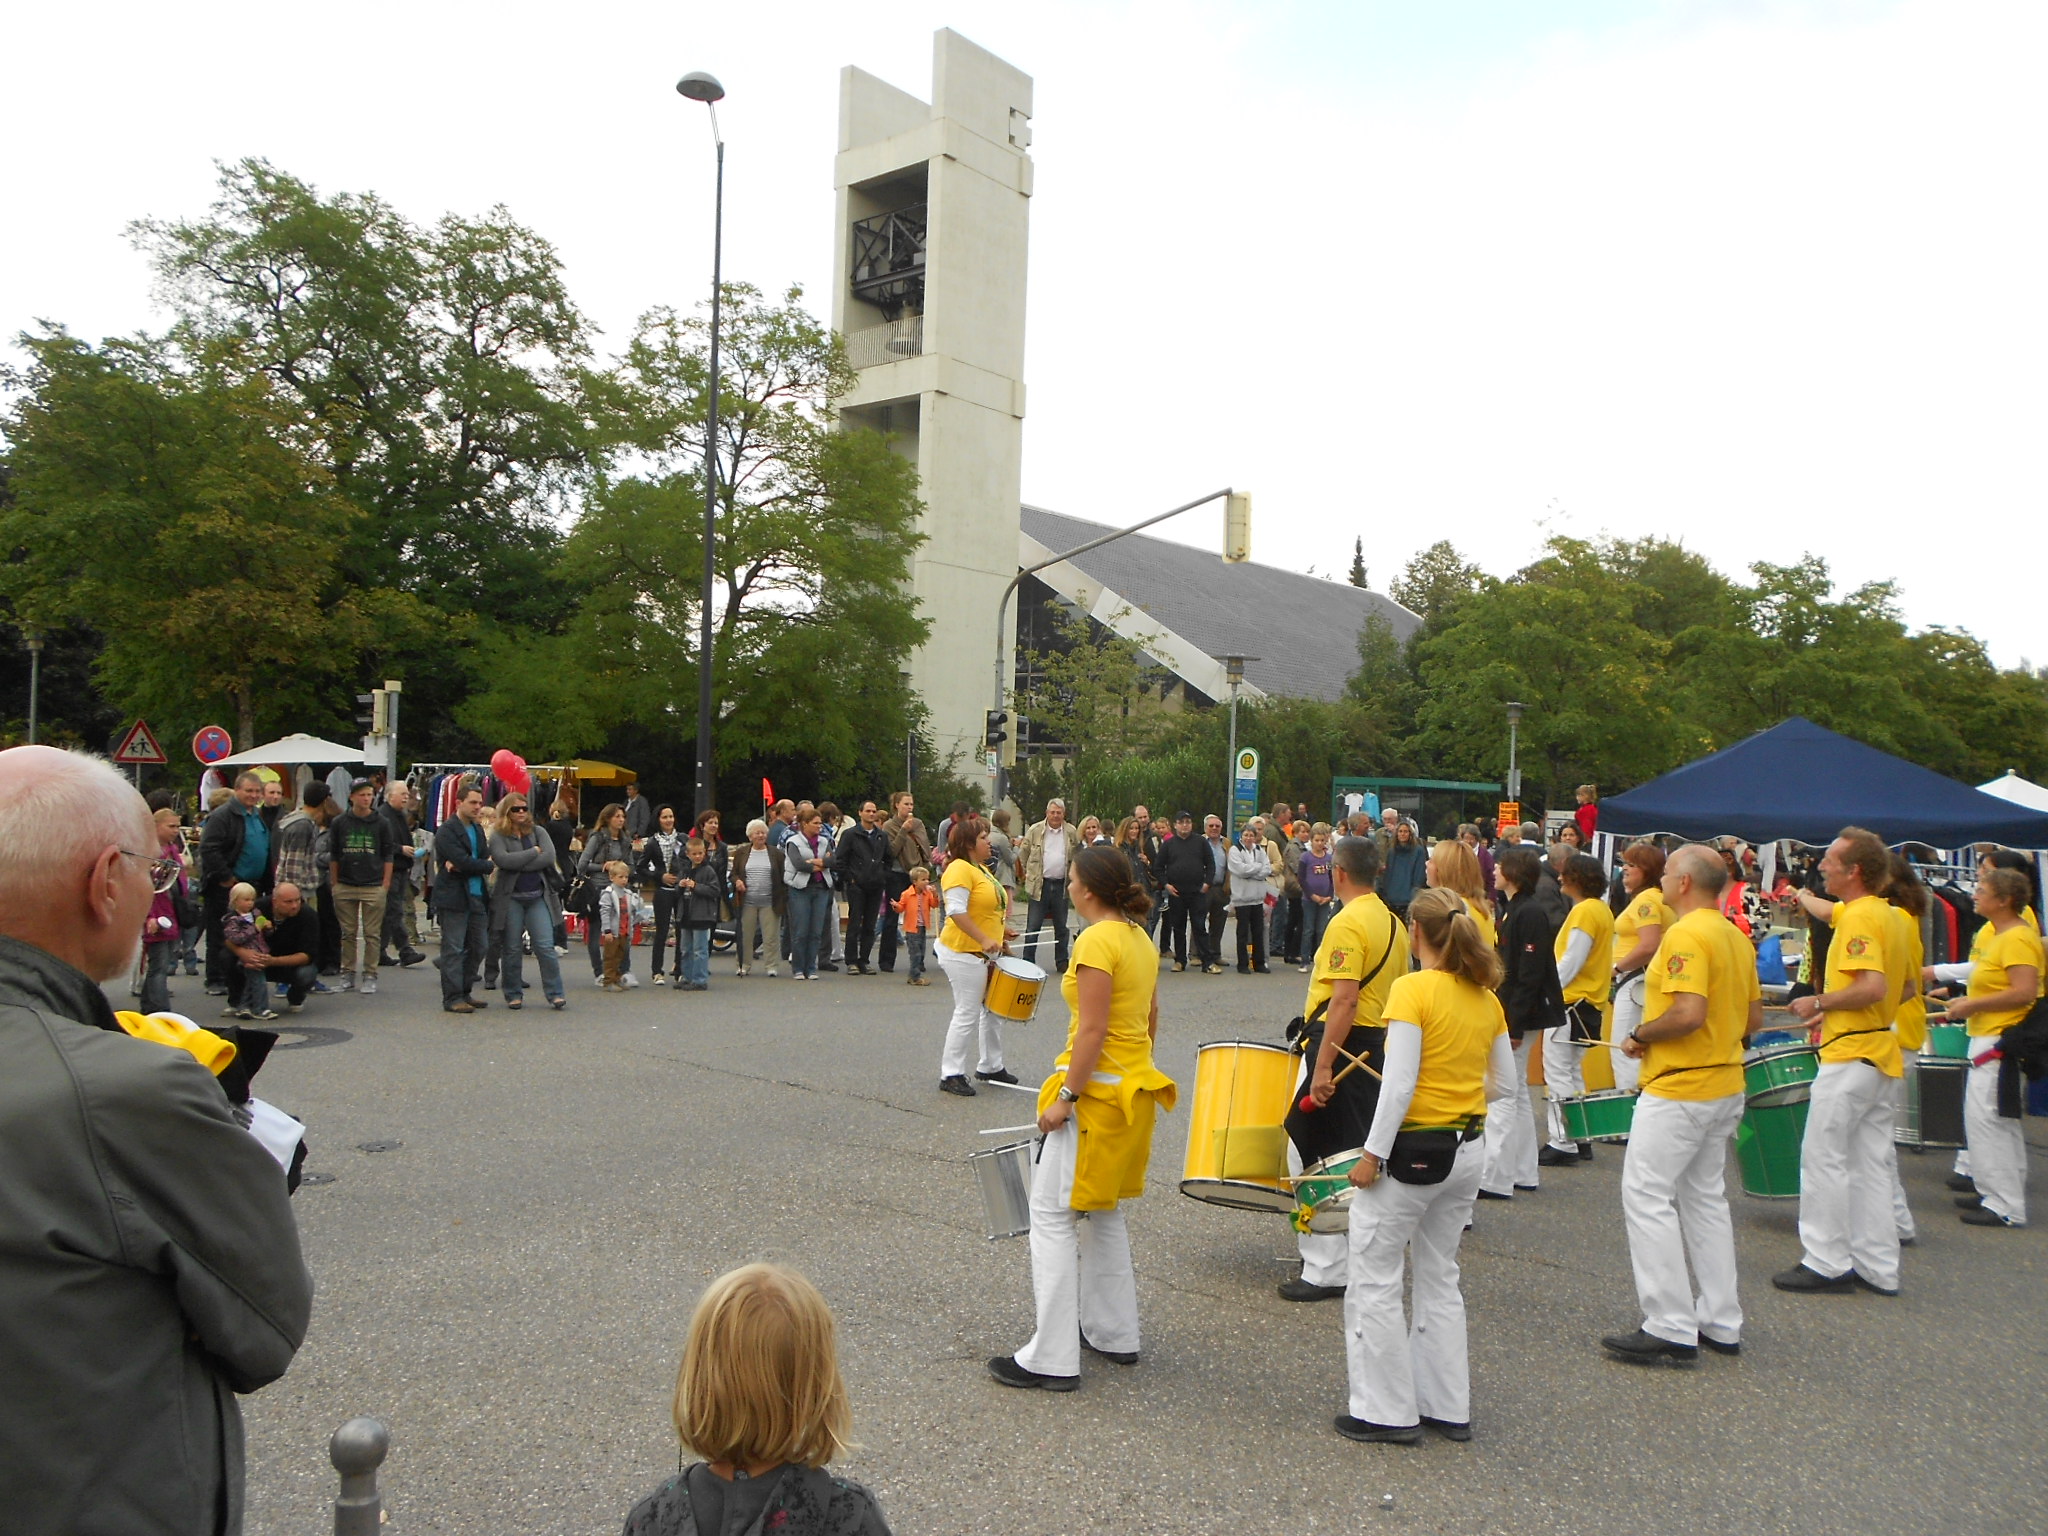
[1042,826,1068,881]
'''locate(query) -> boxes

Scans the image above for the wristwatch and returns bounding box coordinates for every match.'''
[1056,1085,1079,1104]
[1627,1030,1645,1046]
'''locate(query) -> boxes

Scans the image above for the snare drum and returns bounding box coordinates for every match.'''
[1744,1040,1819,1108]
[1558,1088,1637,1143]
[983,957,1047,1022]
[1292,1149,1363,1234]
[970,1137,1035,1239]
[1180,1040,1297,1213]
[1736,1097,1808,1199]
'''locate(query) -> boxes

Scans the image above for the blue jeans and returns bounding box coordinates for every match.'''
[680,927,711,987]
[906,930,928,980]
[1300,897,1335,963]
[788,885,831,975]
[501,894,564,1004]
[140,940,177,1014]
[437,895,489,1006]
[1023,882,1071,973]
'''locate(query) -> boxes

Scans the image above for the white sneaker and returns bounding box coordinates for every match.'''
[735,966,749,977]
[623,972,640,989]
[360,974,378,995]
[339,973,355,992]
[652,973,667,987]
[767,967,779,978]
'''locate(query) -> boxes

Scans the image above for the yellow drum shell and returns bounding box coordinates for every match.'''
[1180,1040,1297,1213]
[984,957,1046,1022]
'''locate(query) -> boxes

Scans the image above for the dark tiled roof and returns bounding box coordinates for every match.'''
[1020,505,1420,703]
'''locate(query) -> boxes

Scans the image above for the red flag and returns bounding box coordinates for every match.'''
[762,777,774,807]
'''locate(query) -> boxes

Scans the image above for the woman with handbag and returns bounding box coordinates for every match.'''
[1335,886,1516,1445]
[491,794,567,1011]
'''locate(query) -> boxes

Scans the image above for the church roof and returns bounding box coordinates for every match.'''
[1019,506,1421,703]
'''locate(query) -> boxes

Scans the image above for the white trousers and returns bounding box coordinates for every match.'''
[1013,1119,1139,1378]
[935,945,1004,1079]
[1480,1037,1538,1195]
[1891,1048,1917,1242]
[1290,1053,1348,1285]
[1965,1036,2027,1224]
[1611,976,1645,1092]
[1344,1137,1484,1426]
[1622,1091,1744,1347]
[1797,1061,1903,1289]
[1543,1024,1587,1148]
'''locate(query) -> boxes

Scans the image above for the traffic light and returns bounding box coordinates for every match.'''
[1223,490,1252,563]
[355,689,391,735]
[984,709,1009,750]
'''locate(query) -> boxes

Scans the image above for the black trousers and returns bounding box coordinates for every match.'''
[1161,890,1208,965]
[203,883,233,986]
[652,886,685,975]
[1205,893,1230,964]
[1280,895,1303,961]
[380,861,415,958]
[878,870,910,970]
[1022,882,1072,974]
[845,882,885,966]
[1234,903,1267,970]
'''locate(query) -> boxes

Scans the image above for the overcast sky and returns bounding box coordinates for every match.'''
[5,0,2041,665]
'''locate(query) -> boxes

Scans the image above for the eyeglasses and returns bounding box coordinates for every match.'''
[119,849,182,892]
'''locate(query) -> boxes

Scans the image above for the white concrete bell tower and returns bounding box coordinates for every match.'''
[832,29,1032,777]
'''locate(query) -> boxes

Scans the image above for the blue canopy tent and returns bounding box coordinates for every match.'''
[1601,717,2048,850]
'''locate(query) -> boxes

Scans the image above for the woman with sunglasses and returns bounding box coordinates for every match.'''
[492,795,568,1011]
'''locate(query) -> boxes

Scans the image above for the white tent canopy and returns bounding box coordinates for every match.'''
[211,733,369,767]
[1978,771,2048,814]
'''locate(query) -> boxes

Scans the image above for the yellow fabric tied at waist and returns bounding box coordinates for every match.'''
[1035,1065,1178,1212]
[113,1010,238,1076]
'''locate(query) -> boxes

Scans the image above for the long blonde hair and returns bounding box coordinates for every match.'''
[674,1263,853,1469]
[1428,839,1487,906]
[1409,887,1502,989]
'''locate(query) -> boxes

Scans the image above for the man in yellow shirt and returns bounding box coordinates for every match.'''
[1776,827,1908,1295]
[1279,837,1410,1302]
[1602,845,1761,1366]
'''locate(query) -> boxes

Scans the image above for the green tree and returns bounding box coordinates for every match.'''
[1348,537,1368,589]
[1019,606,1166,797]
[1390,540,1483,635]
[0,330,426,744]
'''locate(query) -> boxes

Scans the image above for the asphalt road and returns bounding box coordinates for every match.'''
[210,936,2048,1536]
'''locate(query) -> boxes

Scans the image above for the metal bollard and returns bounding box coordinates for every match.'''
[329,1416,389,1535]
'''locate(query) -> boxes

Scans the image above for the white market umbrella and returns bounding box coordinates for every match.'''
[1978,771,2048,814]
[212,732,370,767]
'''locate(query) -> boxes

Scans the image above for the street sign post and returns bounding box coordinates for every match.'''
[112,720,166,766]
[1232,748,1261,834]
[193,726,233,765]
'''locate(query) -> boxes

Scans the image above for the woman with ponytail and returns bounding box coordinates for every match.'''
[1427,838,1497,946]
[1332,886,1516,1445]
[990,847,1178,1392]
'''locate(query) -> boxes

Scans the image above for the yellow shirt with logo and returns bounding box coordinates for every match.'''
[1037,919,1178,1209]
[1641,907,1756,1101]
[1382,968,1508,1128]
[1613,888,1669,971]
[1304,891,1409,1027]
[1557,897,1616,1008]
[1965,922,2047,1036]
[1819,894,1903,1077]
[1969,906,2043,998]
[939,858,1003,954]
[1888,904,1927,1052]
[1459,895,1497,948]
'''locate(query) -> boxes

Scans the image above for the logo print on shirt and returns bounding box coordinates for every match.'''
[1846,935,1870,957]
[1327,949,1348,969]
[1666,952,1689,979]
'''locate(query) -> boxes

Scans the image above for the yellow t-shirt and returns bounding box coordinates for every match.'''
[1819,894,1903,1078]
[1304,891,1409,1027]
[1459,895,1497,948]
[1556,897,1616,1007]
[1381,968,1508,1128]
[1055,919,1162,1085]
[939,859,1003,954]
[1966,922,2047,1036]
[1889,905,1928,1052]
[1969,906,2044,997]
[1613,888,1668,971]
[1641,907,1756,1101]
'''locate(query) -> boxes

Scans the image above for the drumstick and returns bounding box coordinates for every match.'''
[1297,1042,1382,1112]
[1571,1037,1630,1052]
[979,1123,1041,1137]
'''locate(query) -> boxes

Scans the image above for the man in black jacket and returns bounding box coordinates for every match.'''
[834,800,891,975]
[376,783,427,970]
[1155,812,1210,972]
[198,771,275,993]
[432,781,495,1014]
[1131,804,1166,939]
[1482,845,1567,1198]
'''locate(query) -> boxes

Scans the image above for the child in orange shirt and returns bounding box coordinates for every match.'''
[894,866,941,985]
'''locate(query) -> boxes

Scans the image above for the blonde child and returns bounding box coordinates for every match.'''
[622,1263,891,1535]
[599,860,635,991]
[220,882,278,1021]
[894,866,941,985]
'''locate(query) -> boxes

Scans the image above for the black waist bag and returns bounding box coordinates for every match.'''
[1386,1120,1483,1187]
[1566,998,1605,1043]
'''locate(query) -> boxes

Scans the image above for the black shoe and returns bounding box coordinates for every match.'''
[1420,1415,1473,1442]
[1080,1333,1138,1365]
[1538,1145,1581,1167]
[1333,1415,1423,1444]
[1700,1337,1742,1356]
[1772,1263,1854,1294]
[1577,1141,1595,1160]
[1236,965,1250,974]
[987,1355,1077,1392]
[1252,965,1271,974]
[1476,1189,1512,1201]
[1960,1206,2021,1227]
[878,966,895,974]
[818,961,840,972]
[1955,1194,1984,1210]
[378,954,400,969]
[1277,1278,1346,1302]
[940,1075,977,1097]
[399,951,428,968]
[1851,1273,1899,1296]
[1514,1183,1540,1192]
[1600,1328,1698,1365]
[1946,1173,1977,1193]
[975,1068,1020,1085]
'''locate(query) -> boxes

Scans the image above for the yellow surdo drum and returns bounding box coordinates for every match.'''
[983,956,1047,1022]
[1180,1040,1297,1213]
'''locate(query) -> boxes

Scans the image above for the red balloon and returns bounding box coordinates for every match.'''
[490,749,531,794]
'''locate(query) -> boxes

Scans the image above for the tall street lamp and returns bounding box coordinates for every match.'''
[677,68,726,818]
[25,630,44,745]
[1505,700,1525,804]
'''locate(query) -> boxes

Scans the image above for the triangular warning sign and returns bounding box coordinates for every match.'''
[112,720,167,765]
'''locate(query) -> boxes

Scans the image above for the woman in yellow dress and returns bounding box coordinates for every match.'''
[989,847,1177,1391]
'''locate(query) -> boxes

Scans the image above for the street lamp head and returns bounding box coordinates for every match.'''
[1505,700,1525,726]
[676,71,726,103]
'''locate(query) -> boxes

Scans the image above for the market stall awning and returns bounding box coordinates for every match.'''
[1602,717,2048,849]
[1978,771,2048,814]
[212,733,371,767]
[561,758,637,786]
